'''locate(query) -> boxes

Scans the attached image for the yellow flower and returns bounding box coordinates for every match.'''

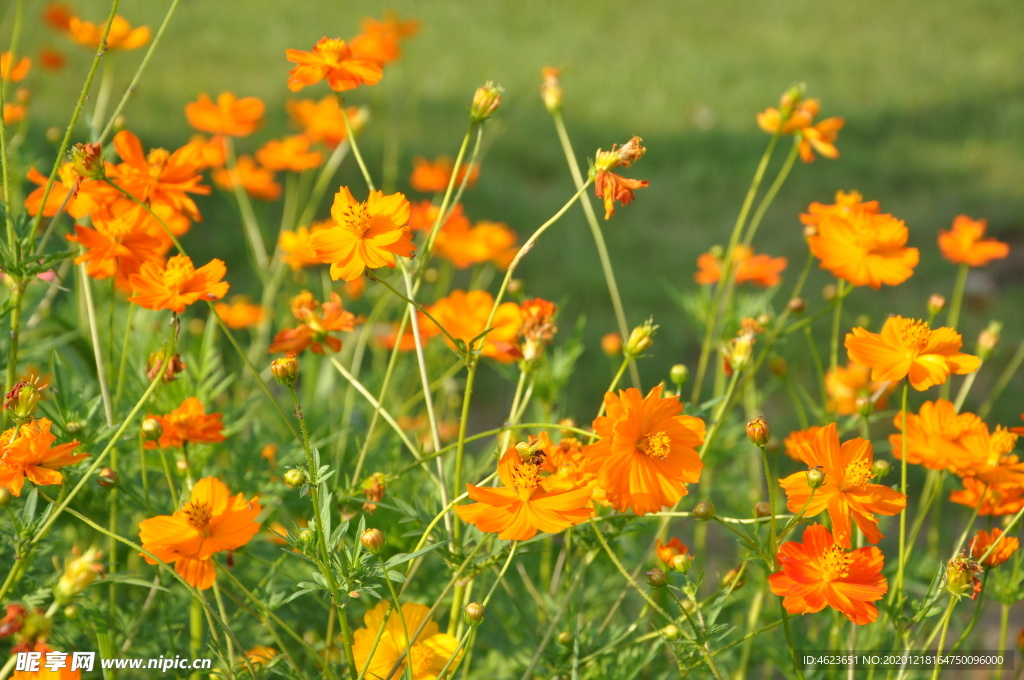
[352,601,460,679]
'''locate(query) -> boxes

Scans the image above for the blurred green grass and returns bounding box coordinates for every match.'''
[10,0,1024,422]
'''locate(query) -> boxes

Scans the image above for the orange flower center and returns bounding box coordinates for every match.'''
[405,644,435,678]
[990,428,1019,457]
[896,320,931,353]
[162,256,195,291]
[182,500,213,536]
[339,203,373,237]
[317,39,350,67]
[842,457,874,490]
[821,544,852,582]
[146,148,170,180]
[847,216,881,250]
[510,459,542,501]
[637,431,672,459]
[102,214,136,241]
[0,427,16,448]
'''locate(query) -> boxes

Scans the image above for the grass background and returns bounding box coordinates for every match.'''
[12,0,1024,425]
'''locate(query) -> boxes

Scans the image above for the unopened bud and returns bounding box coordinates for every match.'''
[70,142,104,180]
[0,488,11,508]
[671,553,694,574]
[284,468,307,488]
[822,284,837,302]
[464,602,486,626]
[806,468,826,489]
[141,418,163,442]
[787,297,806,314]
[146,350,186,383]
[770,356,788,378]
[65,420,83,435]
[944,553,982,599]
[721,567,745,589]
[557,631,574,646]
[4,381,42,423]
[271,353,299,386]
[661,624,682,641]
[754,501,772,519]
[856,396,873,417]
[669,364,689,386]
[646,568,667,588]
[746,417,770,447]
[977,321,1002,360]
[470,82,502,124]
[601,332,622,356]
[928,294,946,316]
[506,278,523,295]
[540,67,562,113]
[692,500,715,521]
[46,126,62,143]
[97,468,117,488]
[872,459,891,479]
[360,528,385,555]
[624,321,657,358]
[803,224,818,238]
[297,528,314,544]
[54,547,104,604]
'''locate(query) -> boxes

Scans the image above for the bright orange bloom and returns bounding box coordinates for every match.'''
[67,15,150,50]
[584,386,705,516]
[656,538,689,568]
[533,432,599,499]
[1,52,30,82]
[890,399,986,471]
[256,135,323,173]
[938,215,1009,267]
[455,446,593,541]
[24,163,114,218]
[407,200,470,233]
[757,96,819,135]
[269,291,357,355]
[845,316,981,391]
[67,206,165,291]
[349,12,419,65]
[3,103,26,126]
[108,130,210,221]
[213,296,265,330]
[145,397,225,450]
[185,93,264,137]
[278,220,331,271]
[409,155,478,193]
[128,254,229,313]
[38,48,65,70]
[798,116,844,163]
[779,422,906,549]
[43,3,73,31]
[693,245,787,287]
[800,190,880,228]
[594,170,648,220]
[212,155,281,202]
[423,290,523,363]
[138,477,260,590]
[783,425,824,462]
[957,426,1024,488]
[950,477,1024,516]
[286,97,364,148]
[352,601,459,680]
[825,362,894,415]
[970,528,1019,567]
[286,38,383,93]
[807,210,919,288]
[768,523,887,625]
[0,418,86,497]
[433,219,518,270]
[310,187,415,281]
[181,135,227,170]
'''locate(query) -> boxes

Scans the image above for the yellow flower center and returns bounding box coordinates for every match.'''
[848,215,881,250]
[102,214,135,241]
[510,458,542,501]
[896,320,931,354]
[162,256,195,291]
[842,457,874,490]
[146,148,170,180]
[821,544,852,582]
[0,427,16,448]
[637,431,672,459]
[317,39,349,68]
[405,644,435,678]
[182,500,212,536]
[990,427,1019,457]
[339,203,373,237]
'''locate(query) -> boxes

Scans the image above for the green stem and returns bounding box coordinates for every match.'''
[78,264,115,425]
[587,518,673,622]
[376,553,414,680]
[930,596,957,680]
[979,336,1024,419]
[339,96,375,192]
[895,382,910,601]
[223,137,269,272]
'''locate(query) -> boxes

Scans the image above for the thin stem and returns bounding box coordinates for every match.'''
[223,137,269,272]
[587,518,673,622]
[930,596,957,680]
[78,264,115,425]
[940,263,970,403]
[980,335,1024,419]
[895,382,910,601]
[339,97,375,192]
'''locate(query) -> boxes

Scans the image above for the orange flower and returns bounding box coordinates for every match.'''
[256,135,323,173]
[807,210,919,289]
[584,386,705,516]
[800,190,880,228]
[423,290,523,363]
[845,316,981,391]
[128,254,229,313]
[310,187,415,281]
[594,170,648,220]
[768,523,887,625]
[269,291,357,355]
[185,93,264,137]
[286,38,383,92]
[779,422,906,549]
[1,52,30,82]
[889,399,986,471]
[693,245,787,287]
[108,130,210,221]
[433,219,518,270]
[286,97,364,148]
[138,477,261,590]
[407,200,470,233]
[181,135,227,170]
[825,362,895,415]
[957,426,1024,487]
[213,296,265,330]
[533,432,599,498]
[12,648,81,679]
[24,163,114,218]
[67,205,165,291]
[67,15,150,50]
[938,215,1009,267]
[4,103,26,126]
[454,446,593,541]
[38,48,65,71]
[757,95,819,135]
[655,538,688,568]
[212,156,281,201]
[409,155,478,193]
[783,425,824,462]
[278,220,331,271]
[352,601,459,680]
[970,528,1019,567]
[144,397,225,450]
[950,477,1024,516]
[43,3,73,31]
[348,12,419,65]
[798,116,844,163]
[0,418,86,497]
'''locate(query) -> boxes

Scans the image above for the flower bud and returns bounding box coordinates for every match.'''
[856,396,873,417]
[669,364,689,387]
[0,488,11,508]
[540,66,562,113]
[927,294,946,316]
[805,467,826,489]
[754,501,772,519]
[297,528,314,544]
[65,420,83,435]
[271,353,299,386]
[557,631,574,646]
[141,418,163,442]
[787,297,806,314]
[46,126,62,143]
[506,278,523,295]
[360,528,385,555]
[464,602,486,626]
[4,380,44,423]
[70,142,104,180]
[977,321,1002,360]
[671,553,694,574]
[944,553,983,599]
[97,468,117,488]
[769,356,788,378]
[646,568,667,588]
[746,416,770,447]
[821,283,837,302]
[54,547,104,604]
[872,459,891,479]
[624,321,657,358]
[661,624,682,641]
[692,500,715,521]
[721,567,745,589]
[601,332,622,356]
[470,82,503,124]
[284,468,307,488]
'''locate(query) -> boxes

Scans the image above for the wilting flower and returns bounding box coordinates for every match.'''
[945,553,984,600]
[409,155,478,193]
[779,422,906,549]
[213,296,265,330]
[593,136,648,220]
[971,528,1019,568]
[454,446,593,541]
[825,362,895,415]
[798,116,845,163]
[212,156,281,202]
[286,38,383,92]
[107,130,210,221]
[807,209,919,289]
[0,418,86,496]
[756,93,844,162]
[423,289,523,363]
[352,601,459,680]
[0,52,30,82]
[310,187,416,281]
[889,399,986,471]
[845,316,981,391]
[768,523,887,624]
[256,135,323,173]
[540,66,562,113]
[67,15,150,50]
[185,93,264,138]
[694,245,787,287]
[144,397,225,450]
[584,386,705,516]
[269,291,358,355]
[938,215,1009,267]
[128,254,229,313]
[519,298,557,362]
[138,477,261,590]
